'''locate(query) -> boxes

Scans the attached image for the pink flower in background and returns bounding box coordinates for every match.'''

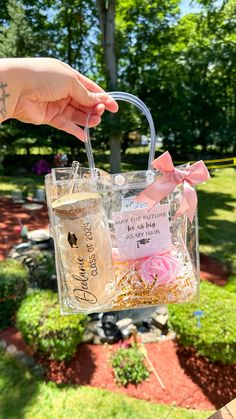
[139,252,178,286]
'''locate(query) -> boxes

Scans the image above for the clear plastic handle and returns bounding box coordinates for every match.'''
[85,91,157,171]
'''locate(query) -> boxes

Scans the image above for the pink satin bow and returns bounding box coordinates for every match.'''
[135,151,210,222]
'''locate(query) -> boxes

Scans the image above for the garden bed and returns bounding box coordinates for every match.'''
[0,197,229,286]
[0,197,49,260]
[1,327,235,411]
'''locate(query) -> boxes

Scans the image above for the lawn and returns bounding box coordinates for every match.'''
[0,351,213,419]
[0,174,44,197]
[197,168,236,272]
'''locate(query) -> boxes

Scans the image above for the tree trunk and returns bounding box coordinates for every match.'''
[96,0,121,173]
[110,132,121,173]
[96,0,117,88]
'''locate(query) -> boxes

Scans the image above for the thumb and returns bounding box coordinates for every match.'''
[71,77,110,107]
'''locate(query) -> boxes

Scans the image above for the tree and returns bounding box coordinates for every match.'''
[95,0,182,170]
[0,0,86,157]
[96,0,122,173]
[127,1,236,156]
[1,0,235,163]
[0,0,34,57]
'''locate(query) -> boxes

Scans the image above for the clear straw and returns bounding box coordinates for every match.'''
[84,113,96,172]
[66,161,80,195]
[84,92,157,170]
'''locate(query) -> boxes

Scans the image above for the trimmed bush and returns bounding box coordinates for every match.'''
[169,281,236,364]
[111,344,149,386]
[16,291,87,361]
[28,251,56,290]
[9,248,57,291]
[0,259,28,329]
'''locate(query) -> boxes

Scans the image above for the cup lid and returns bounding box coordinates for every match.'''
[52,192,101,218]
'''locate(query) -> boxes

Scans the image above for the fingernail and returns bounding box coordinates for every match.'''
[106,97,116,104]
[106,98,119,110]
[94,92,108,101]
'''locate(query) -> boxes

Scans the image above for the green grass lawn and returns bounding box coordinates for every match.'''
[0,351,213,419]
[0,175,44,197]
[197,168,236,272]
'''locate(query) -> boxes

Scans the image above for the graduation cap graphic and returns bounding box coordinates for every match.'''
[136,238,151,248]
[67,232,78,248]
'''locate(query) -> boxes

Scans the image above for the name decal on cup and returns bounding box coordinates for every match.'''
[69,221,99,305]
[72,256,97,304]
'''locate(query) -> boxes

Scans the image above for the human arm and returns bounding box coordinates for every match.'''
[0,57,118,140]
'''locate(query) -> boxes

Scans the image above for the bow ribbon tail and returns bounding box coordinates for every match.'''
[175,181,198,223]
[134,173,177,208]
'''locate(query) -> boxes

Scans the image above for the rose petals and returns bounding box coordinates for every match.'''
[139,253,178,286]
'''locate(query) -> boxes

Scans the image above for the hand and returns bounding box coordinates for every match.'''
[0,57,118,140]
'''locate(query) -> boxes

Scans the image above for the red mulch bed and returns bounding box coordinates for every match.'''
[0,197,49,260]
[1,327,236,411]
[1,196,234,410]
[200,253,229,286]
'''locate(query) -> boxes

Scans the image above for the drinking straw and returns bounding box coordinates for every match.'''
[66,160,80,195]
[84,112,96,173]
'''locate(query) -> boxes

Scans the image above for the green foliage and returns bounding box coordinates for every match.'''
[111,344,149,386]
[10,249,56,290]
[0,351,213,419]
[0,0,34,58]
[0,259,28,329]
[10,178,37,198]
[169,281,236,364]
[25,251,56,290]
[1,0,236,163]
[16,291,87,361]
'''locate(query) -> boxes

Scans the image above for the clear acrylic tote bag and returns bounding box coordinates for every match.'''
[45,92,209,314]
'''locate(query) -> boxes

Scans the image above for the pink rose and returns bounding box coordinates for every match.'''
[139,253,178,286]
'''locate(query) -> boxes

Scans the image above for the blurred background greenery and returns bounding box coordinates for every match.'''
[0,0,235,174]
[0,2,235,417]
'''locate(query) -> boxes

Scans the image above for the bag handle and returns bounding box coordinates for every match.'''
[85,91,157,171]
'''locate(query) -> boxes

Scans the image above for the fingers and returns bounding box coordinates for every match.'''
[75,73,119,112]
[61,104,103,127]
[50,115,86,141]
[103,97,119,113]
[71,107,102,127]
[76,72,105,93]
[70,100,105,116]
[71,76,118,113]
[48,103,104,141]
[92,103,105,116]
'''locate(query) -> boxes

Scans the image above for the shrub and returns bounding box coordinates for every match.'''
[111,344,149,386]
[20,250,56,291]
[169,281,236,364]
[9,248,57,291]
[16,291,87,361]
[10,178,37,199]
[0,259,28,329]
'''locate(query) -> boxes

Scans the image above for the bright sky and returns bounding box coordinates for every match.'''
[180,0,202,15]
